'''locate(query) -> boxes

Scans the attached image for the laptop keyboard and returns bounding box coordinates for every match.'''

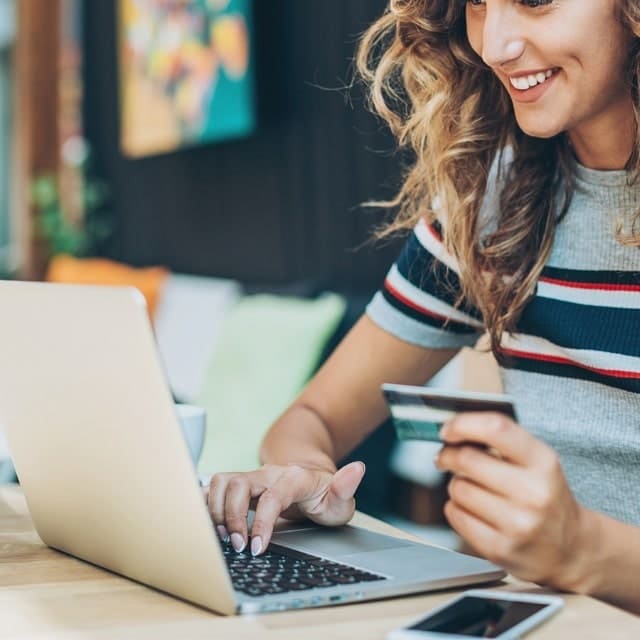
[222,540,386,598]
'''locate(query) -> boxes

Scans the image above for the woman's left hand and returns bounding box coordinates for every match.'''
[435,412,592,591]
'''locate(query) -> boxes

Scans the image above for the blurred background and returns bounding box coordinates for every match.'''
[2,0,404,284]
[0,0,501,548]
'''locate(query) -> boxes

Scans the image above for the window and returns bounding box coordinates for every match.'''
[0,0,15,276]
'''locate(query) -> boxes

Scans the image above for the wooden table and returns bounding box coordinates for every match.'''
[1,485,637,639]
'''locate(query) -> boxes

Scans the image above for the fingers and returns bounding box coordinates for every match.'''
[208,473,231,539]
[444,497,541,575]
[441,412,544,466]
[250,473,304,556]
[444,499,508,564]
[319,461,365,524]
[250,461,365,554]
[208,464,325,555]
[330,461,366,502]
[208,469,269,549]
[207,462,366,557]
[224,475,254,552]
[447,476,525,533]
[436,443,529,499]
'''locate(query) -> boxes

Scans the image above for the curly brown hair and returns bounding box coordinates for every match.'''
[357,0,640,356]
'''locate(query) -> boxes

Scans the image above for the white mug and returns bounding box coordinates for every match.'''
[175,404,206,464]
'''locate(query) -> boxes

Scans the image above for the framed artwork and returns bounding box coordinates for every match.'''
[118,0,255,158]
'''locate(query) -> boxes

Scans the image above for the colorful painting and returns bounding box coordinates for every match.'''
[118,0,254,157]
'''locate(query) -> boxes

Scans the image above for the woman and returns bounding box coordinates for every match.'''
[207,0,640,613]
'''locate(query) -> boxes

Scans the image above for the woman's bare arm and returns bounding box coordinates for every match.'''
[208,314,460,554]
[260,314,458,469]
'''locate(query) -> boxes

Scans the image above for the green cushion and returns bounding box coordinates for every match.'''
[196,293,346,474]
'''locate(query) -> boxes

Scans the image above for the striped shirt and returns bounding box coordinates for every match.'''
[367,162,640,526]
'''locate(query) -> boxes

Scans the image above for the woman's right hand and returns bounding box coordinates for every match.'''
[205,460,366,557]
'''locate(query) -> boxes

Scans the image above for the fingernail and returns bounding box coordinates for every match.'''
[251,536,263,556]
[358,461,366,474]
[231,532,246,553]
[440,422,451,439]
[216,525,229,542]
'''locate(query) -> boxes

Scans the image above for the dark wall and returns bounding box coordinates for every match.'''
[84,0,405,293]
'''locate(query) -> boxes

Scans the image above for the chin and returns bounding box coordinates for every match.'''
[514,116,564,140]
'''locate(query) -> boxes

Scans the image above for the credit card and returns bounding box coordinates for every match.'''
[382,383,517,443]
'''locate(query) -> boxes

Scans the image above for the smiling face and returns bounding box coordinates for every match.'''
[465,0,635,148]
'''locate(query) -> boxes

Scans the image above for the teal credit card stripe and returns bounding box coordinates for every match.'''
[390,405,456,442]
[391,417,443,442]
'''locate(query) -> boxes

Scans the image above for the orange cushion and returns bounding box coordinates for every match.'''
[46,254,169,320]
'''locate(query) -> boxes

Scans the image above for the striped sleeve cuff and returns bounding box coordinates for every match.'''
[366,291,482,350]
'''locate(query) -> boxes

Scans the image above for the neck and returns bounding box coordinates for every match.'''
[568,97,635,171]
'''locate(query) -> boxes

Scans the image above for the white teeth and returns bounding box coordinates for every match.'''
[509,69,555,91]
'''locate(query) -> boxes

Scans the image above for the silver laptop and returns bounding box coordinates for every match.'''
[0,281,505,615]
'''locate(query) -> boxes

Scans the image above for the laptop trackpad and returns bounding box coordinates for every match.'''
[271,525,413,558]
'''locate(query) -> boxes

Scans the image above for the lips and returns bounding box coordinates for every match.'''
[505,67,560,104]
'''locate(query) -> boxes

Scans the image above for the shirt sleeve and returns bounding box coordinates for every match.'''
[366,218,485,349]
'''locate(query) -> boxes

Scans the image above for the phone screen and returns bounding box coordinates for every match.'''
[408,595,547,637]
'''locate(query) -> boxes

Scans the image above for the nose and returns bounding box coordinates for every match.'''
[480,4,525,70]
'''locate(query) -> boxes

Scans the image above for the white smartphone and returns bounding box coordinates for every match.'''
[381,383,517,443]
[386,590,563,639]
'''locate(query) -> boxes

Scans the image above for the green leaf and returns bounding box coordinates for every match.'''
[31,162,115,258]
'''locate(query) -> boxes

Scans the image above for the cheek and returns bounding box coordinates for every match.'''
[574,42,628,104]
[465,13,483,59]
